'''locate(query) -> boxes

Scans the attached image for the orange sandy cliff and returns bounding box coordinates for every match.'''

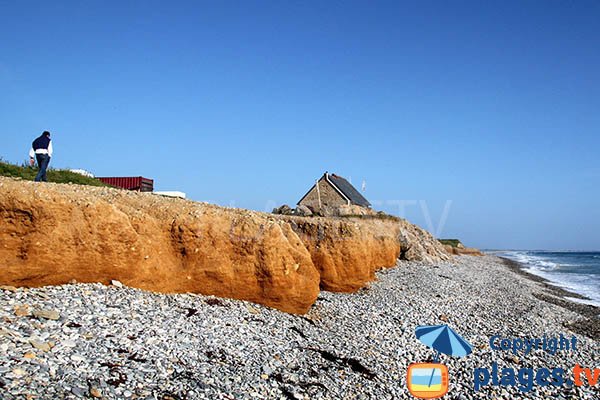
[0,177,449,313]
[288,218,401,292]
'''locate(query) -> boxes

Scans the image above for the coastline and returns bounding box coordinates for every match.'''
[0,255,598,399]
[498,256,599,339]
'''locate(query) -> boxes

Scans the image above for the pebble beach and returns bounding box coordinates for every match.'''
[1,255,598,399]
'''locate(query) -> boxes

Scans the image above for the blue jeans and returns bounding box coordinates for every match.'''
[35,154,50,182]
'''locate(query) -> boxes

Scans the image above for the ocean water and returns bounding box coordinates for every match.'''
[497,251,600,307]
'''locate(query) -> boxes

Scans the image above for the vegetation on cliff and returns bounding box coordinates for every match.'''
[0,159,106,187]
[438,239,464,248]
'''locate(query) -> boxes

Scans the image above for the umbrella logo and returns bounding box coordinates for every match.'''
[407,324,473,399]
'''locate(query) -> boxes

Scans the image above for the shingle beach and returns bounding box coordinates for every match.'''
[1,255,598,399]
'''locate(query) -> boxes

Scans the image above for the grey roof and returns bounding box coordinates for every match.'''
[327,174,371,207]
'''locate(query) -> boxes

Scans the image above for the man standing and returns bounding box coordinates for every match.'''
[29,131,53,182]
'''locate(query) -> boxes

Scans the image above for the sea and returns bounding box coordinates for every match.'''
[494,251,600,307]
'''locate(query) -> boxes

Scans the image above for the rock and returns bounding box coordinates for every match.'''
[70,354,86,362]
[111,280,123,288]
[14,304,30,317]
[0,327,18,338]
[0,285,18,292]
[295,205,312,217]
[32,308,60,320]
[89,387,102,398]
[508,355,520,364]
[246,304,260,314]
[29,339,52,352]
[398,220,451,263]
[439,314,449,322]
[272,204,294,215]
[23,352,36,359]
[262,366,273,375]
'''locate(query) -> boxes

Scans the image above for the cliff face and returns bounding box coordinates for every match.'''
[0,177,449,313]
[285,217,402,292]
[398,219,452,263]
[0,178,320,314]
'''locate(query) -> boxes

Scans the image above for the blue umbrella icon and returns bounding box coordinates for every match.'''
[415,324,473,387]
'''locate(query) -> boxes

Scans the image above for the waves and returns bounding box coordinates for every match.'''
[504,252,561,271]
[499,251,600,307]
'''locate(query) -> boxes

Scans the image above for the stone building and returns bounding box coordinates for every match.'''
[297,172,371,215]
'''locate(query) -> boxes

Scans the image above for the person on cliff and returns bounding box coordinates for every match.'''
[29,131,53,182]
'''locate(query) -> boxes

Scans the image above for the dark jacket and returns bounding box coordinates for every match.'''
[32,135,51,151]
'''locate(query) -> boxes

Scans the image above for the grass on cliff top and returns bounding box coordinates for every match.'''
[0,159,107,187]
[339,212,401,222]
[438,239,463,247]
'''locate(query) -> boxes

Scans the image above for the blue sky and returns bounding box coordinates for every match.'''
[1,1,599,250]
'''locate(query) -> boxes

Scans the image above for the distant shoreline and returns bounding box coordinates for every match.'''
[498,256,599,339]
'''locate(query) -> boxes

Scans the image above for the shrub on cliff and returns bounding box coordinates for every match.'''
[0,159,106,187]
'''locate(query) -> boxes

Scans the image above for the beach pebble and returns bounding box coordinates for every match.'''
[32,308,60,320]
[29,339,51,352]
[14,304,30,317]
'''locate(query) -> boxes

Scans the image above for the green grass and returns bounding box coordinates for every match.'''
[0,159,107,187]
[438,239,463,248]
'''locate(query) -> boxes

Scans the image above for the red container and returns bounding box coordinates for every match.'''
[97,176,154,192]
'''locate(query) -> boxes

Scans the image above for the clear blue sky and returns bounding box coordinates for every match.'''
[1,1,599,250]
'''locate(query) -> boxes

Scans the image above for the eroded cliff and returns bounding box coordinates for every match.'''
[0,177,449,313]
[285,217,402,292]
